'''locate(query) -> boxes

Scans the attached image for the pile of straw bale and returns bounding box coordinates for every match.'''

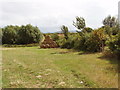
[40,35,58,48]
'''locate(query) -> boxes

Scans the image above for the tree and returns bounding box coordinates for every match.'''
[73,16,86,32]
[87,28,106,52]
[107,30,120,59]
[0,28,2,45]
[82,27,93,33]
[2,25,18,44]
[103,15,118,27]
[112,24,120,35]
[102,16,119,39]
[61,25,69,40]
[17,24,41,44]
[2,24,42,45]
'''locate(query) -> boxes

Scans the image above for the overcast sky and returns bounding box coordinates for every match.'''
[0,0,119,33]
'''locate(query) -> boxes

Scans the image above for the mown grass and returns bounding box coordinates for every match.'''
[2,47,118,88]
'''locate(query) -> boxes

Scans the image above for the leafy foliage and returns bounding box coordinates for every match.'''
[1,15,119,57]
[82,27,93,33]
[103,15,118,27]
[73,16,86,32]
[17,24,41,44]
[0,28,2,45]
[51,33,59,41]
[2,25,18,44]
[86,29,106,52]
[72,29,106,52]
[107,32,120,57]
[2,24,42,44]
[61,25,69,40]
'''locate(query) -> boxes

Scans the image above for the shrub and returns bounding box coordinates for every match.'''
[60,33,79,49]
[73,28,106,52]
[73,35,88,51]
[86,29,106,52]
[61,39,75,49]
[107,32,120,58]
[56,37,66,48]
[51,33,59,41]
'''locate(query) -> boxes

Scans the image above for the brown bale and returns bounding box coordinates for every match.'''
[46,44,50,48]
[40,35,58,48]
[40,44,45,48]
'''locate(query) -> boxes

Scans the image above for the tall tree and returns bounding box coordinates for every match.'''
[103,15,118,27]
[73,16,86,32]
[103,16,119,37]
[61,25,69,40]
[2,25,18,44]
[18,24,41,44]
[0,28,2,45]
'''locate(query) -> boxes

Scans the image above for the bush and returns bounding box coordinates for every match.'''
[61,39,75,49]
[85,29,106,52]
[57,28,107,52]
[73,28,106,52]
[107,32,120,58]
[60,33,79,49]
[74,35,88,51]
[51,33,59,41]
[56,37,66,48]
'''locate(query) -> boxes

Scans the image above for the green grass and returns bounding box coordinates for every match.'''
[2,47,118,88]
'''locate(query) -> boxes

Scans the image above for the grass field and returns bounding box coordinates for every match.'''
[2,47,118,88]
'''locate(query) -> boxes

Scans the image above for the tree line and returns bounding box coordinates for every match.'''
[0,15,120,58]
[1,24,42,44]
[51,15,120,58]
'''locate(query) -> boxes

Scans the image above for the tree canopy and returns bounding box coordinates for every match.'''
[61,25,69,40]
[73,16,86,31]
[103,15,118,27]
[2,24,42,44]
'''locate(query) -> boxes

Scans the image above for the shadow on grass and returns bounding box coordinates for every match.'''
[98,55,118,73]
[78,52,98,55]
[78,51,118,65]
[51,51,69,55]
[50,49,76,55]
[78,51,118,73]
[98,55,118,65]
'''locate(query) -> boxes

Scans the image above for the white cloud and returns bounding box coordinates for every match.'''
[0,0,119,33]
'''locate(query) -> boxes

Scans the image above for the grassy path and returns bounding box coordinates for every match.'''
[2,47,118,88]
